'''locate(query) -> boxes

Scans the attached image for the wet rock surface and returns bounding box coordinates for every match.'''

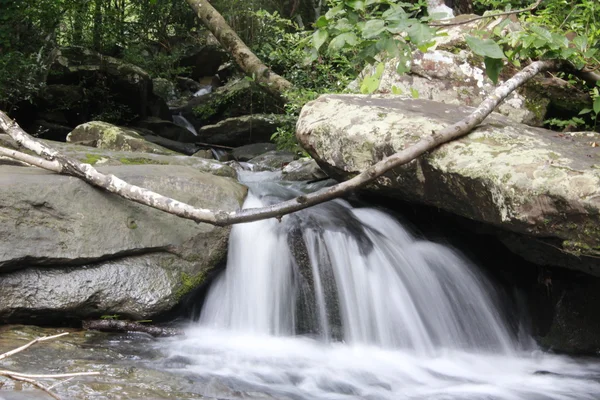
[297,94,600,274]
[0,163,246,320]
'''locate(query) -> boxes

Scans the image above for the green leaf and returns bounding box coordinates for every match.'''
[315,16,328,28]
[362,19,386,39]
[406,23,435,46]
[348,1,365,10]
[360,63,385,94]
[328,33,359,52]
[594,97,600,115]
[465,36,506,59]
[579,108,593,115]
[484,57,504,84]
[530,25,553,43]
[334,18,354,32]
[312,29,329,51]
[410,88,419,98]
[391,85,403,94]
[325,5,344,19]
[396,50,412,74]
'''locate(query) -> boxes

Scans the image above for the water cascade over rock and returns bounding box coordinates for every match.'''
[166,172,600,400]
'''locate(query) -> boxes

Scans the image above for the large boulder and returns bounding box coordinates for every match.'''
[0,164,247,321]
[297,94,600,274]
[40,47,170,131]
[178,44,227,81]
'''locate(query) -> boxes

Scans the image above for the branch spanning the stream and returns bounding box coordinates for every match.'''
[0,332,99,400]
[0,60,559,226]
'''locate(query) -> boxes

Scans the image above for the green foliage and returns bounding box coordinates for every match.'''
[121,45,190,80]
[466,0,600,130]
[308,0,436,74]
[0,52,45,111]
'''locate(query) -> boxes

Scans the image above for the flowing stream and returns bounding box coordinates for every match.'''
[165,171,600,400]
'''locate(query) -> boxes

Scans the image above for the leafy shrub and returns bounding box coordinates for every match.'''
[0,52,45,111]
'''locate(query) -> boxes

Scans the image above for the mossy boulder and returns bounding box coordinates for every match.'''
[0,164,247,321]
[173,79,284,130]
[195,114,295,147]
[67,121,175,154]
[297,94,600,274]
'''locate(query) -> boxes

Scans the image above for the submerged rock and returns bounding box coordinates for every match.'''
[297,94,600,274]
[0,325,205,399]
[0,164,247,320]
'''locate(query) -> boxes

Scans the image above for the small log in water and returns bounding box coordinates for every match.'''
[83,320,184,337]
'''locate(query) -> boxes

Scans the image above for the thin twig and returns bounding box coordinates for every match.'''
[0,370,100,379]
[430,0,543,27]
[0,332,69,361]
[47,377,75,391]
[0,373,61,400]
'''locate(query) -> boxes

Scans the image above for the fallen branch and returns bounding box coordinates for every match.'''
[0,60,559,226]
[0,332,100,400]
[430,0,542,27]
[83,319,184,337]
[0,332,68,361]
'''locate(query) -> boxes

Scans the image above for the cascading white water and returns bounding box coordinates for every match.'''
[172,114,198,136]
[166,172,600,400]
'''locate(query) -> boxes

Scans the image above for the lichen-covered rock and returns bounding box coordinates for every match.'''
[297,94,600,274]
[0,134,236,178]
[0,164,247,320]
[282,158,328,181]
[67,121,175,154]
[350,17,589,127]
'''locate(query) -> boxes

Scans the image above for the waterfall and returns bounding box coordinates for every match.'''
[165,172,600,400]
[173,114,198,136]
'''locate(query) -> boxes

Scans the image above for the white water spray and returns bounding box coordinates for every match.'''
[166,172,600,400]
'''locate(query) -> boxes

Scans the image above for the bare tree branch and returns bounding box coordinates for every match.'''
[0,332,100,400]
[184,0,292,98]
[429,0,542,27]
[0,332,68,361]
[0,60,559,227]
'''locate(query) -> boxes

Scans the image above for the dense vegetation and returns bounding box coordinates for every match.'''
[1,0,599,148]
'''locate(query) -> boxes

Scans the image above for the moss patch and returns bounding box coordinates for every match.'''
[118,157,168,165]
[175,272,206,301]
[83,153,103,165]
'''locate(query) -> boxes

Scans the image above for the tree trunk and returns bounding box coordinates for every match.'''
[184,0,292,98]
[92,0,103,51]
